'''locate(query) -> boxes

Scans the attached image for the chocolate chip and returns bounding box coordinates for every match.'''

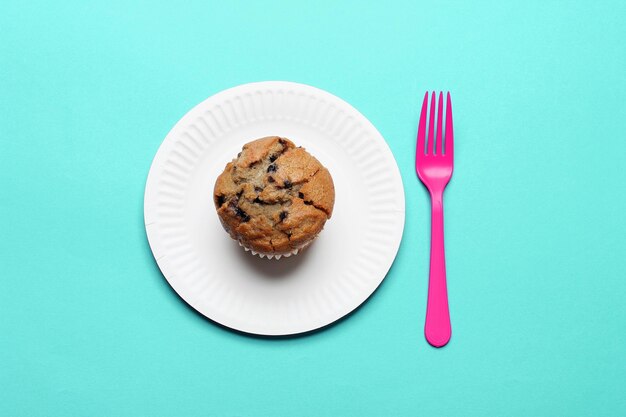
[278,138,286,145]
[254,186,263,192]
[215,195,225,207]
[268,176,275,183]
[269,155,277,162]
[237,152,242,157]
[304,200,312,206]
[235,207,250,222]
[298,192,304,199]
[267,164,277,173]
[236,190,243,198]
[283,180,292,189]
[253,197,263,204]
[279,211,288,221]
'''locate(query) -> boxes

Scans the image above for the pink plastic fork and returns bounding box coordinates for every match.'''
[416,91,454,348]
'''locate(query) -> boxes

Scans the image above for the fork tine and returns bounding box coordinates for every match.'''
[436,91,443,155]
[428,92,435,155]
[416,92,428,156]
[445,92,453,157]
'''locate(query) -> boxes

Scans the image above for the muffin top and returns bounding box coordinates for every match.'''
[214,136,335,254]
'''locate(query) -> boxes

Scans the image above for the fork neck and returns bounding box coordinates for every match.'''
[428,188,444,204]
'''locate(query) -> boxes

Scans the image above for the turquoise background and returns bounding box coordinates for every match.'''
[2,1,625,416]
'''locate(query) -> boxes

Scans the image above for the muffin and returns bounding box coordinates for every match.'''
[213,136,335,259]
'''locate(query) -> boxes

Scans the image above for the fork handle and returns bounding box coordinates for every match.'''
[425,190,451,347]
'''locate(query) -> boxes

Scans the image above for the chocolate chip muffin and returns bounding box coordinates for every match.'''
[213,136,335,259]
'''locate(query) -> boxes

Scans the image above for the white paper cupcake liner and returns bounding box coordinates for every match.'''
[238,240,313,260]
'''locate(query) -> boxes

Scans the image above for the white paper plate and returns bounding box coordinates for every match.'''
[144,81,405,336]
